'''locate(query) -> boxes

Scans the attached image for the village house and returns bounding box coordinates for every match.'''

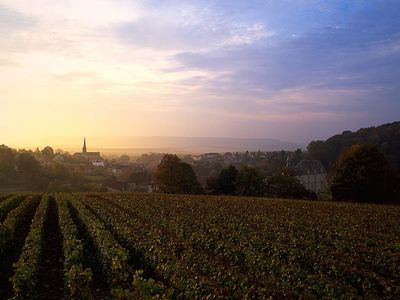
[92,159,105,167]
[111,164,132,179]
[53,154,65,163]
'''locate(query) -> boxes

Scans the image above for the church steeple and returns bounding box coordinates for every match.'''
[83,137,87,153]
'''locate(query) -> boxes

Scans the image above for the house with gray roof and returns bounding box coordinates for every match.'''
[294,160,328,195]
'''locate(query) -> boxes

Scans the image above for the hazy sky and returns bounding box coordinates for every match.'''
[1,0,399,147]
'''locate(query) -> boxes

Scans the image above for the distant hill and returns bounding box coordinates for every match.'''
[44,136,303,155]
[307,121,400,171]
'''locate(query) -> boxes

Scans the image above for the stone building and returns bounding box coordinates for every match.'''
[294,160,328,195]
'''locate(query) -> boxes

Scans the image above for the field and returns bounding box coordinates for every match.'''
[0,193,399,299]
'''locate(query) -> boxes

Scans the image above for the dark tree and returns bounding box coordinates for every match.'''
[292,148,303,165]
[155,154,180,193]
[51,163,71,181]
[17,153,40,176]
[265,174,316,199]
[205,165,238,195]
[176,162,203,194]
[217,165,238,195]
[0,145,16,175]
[205,176,219,194]
[155,154,203,194]
[236,166,265,197]
[330,144,397,203]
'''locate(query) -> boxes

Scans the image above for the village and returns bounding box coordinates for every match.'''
[26,138,328,197]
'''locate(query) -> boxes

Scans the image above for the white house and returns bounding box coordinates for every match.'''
[92,159,105,167]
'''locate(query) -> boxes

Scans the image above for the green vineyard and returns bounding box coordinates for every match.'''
[0,193,399,299]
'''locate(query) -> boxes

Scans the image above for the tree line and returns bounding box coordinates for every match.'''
[155,154,316,199]
[0,145,89,191]
[155,144,400,204]
[307,121,400,171]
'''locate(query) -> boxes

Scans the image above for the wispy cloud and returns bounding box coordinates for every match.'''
[114,6,273,52]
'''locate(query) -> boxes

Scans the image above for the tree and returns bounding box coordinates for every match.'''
[41,146,54,160]
[205,176,219,194]
[292,148,303,165]
[51,163,71,181]
[330,144,397,203]
[176,162,203,194]
[17,153,39,176]
[218,165,238,194]
[155,154,203,194]
[265,174,316,199]
[307,121,400,171]
[236,166,265,197]
[217,165,238,195]
[0,145,16,175]
[34,147,42,159]
[205,165,238,195]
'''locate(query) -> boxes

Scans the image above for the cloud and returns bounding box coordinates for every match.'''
[116,18,272,51]
[114,1,273,52]
[221,22,273,47]
[222,110,355,122]
[1,0,399,143]
[164,1,400,124]
[53,72,99,82]
[0,3,36,31]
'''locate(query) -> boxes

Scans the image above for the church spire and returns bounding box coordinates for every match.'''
[83,137,87,153]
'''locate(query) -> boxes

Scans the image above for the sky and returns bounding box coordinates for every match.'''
[1,0,399,148]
